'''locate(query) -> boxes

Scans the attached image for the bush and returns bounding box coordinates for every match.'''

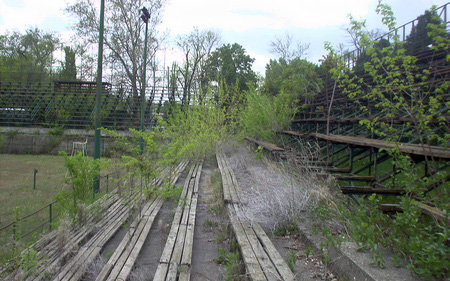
[239,89,296,142]
[158,91,229,164]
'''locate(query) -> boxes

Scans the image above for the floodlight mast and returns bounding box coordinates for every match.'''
[139,6,150,155]
[94,0,105,193]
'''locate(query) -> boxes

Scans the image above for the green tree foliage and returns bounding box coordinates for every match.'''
[326,2,449,279]
[102,128,159,196]
[57,151,105,222]
[59,46,77,81]
[404,9,443,55]
[0,28,59,82]
[205,43,257,93]
[263,58,323,101]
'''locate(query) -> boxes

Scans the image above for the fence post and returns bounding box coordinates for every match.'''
[106,174,109,193]
[13,222,16,240]
[49,203,53,231]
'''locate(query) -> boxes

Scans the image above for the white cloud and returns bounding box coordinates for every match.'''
[0,0,74,33]
[161,0,375,34]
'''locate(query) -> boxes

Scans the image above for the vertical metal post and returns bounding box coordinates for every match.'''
[349,146,354,172]
[49,203,53,231]
[33,169,38,189]
[140,8,150,155]
[373,149,378,178]
[94,0,105,194]
[392,162,396,187]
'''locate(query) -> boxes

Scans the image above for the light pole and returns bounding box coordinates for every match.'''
[94,0,105,193]
[140,7,150,155]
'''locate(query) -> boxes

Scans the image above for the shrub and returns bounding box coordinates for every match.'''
[239,89,296,142]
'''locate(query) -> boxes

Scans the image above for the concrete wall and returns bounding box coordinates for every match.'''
[0,127,132,155]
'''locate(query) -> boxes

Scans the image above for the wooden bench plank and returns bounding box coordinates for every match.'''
[216,153,232,202]
[227,204,266,281]
[252,223,295,281]
[116,198,165,280]
[101,196,159,280]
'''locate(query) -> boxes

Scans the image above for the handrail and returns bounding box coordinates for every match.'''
[342,2,449,69]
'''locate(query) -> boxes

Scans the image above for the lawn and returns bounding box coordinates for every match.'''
[0,154,67,228]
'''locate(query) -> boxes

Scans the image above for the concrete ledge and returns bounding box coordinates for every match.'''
[296,216,424,281]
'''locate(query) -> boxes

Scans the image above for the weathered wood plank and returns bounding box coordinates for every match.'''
[241,220,280,280]
[153,262,169,281]
[227,204,266,281]
[341,186,405,195]
[216,153,232,202]
[253,223,295,281]
[102,196,159,280]
[115,197,165,280]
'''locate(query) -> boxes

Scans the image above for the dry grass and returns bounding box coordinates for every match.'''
[222,140,336,230]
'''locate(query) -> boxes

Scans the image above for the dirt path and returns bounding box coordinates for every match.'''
[190,158,229,280]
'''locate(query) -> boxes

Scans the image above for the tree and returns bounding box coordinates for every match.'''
[263,58,287,96]
[269,32,310,61]
[65,0,166,119]
[59,46,77,80]
[205,43,257,93]
[263,58,322,102]
[345,15,385,51]
[404,9,442,55]
[176,27,221,106]
[0,28,59,82]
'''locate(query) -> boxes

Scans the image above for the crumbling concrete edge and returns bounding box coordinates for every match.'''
[296,217,424,281]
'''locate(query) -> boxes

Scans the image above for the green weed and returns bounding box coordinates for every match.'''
[286,249,297,272]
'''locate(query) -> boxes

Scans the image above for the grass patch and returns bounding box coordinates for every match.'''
[0,154,67,227]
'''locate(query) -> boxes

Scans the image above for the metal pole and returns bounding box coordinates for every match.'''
[33,169,38,189]
[140,14,149,155]
[94,0,105,193]
[49,203,53,231]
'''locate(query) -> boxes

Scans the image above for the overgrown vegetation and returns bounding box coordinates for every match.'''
[56,151,105,223]
[1,1,448,280]
[324,2,449,279]
[158,88,233,164]
[239,90,296,142]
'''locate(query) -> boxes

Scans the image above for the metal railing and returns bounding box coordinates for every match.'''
[0,81,171,130]
[342,2,449,69]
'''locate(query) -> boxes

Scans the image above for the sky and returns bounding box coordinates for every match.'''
[0,0,448,75]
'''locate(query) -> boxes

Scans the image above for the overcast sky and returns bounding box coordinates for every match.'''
[0,0,448,75]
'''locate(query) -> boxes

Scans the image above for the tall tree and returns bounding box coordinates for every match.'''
[176,27,221,106]
[205,43,257,93]
[65,0,166,118]
[269,32,310,62]
[60,46,77,80]
[263,58,322,101]
[0,28,59,82]
[404,9,442,55]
